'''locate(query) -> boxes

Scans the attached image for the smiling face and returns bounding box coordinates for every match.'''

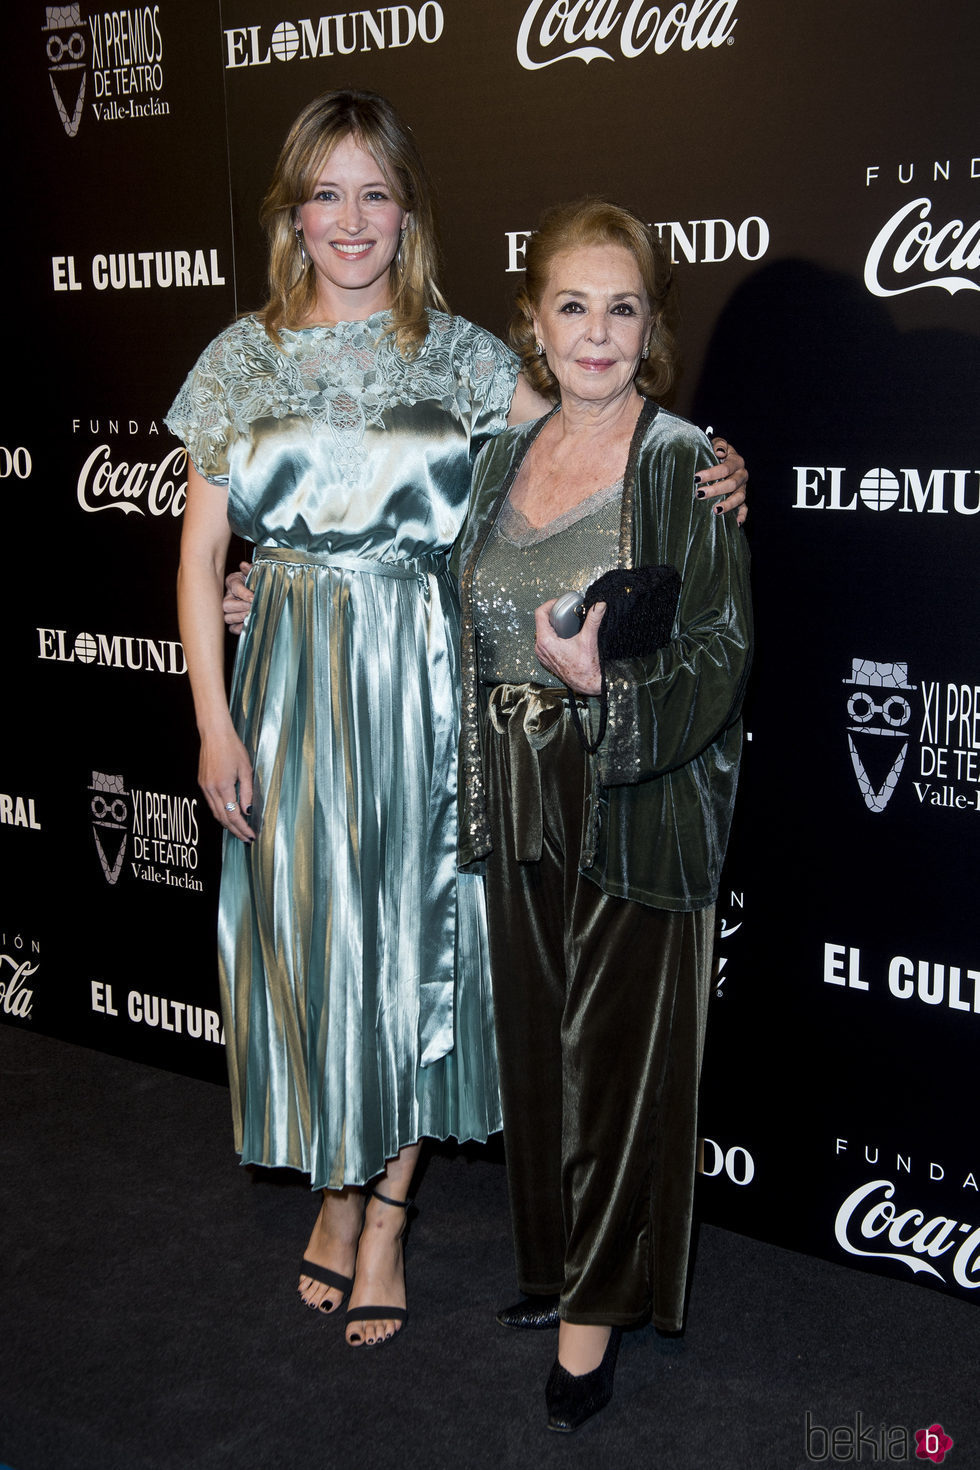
[294,133,409,321]
[531,243,654,411]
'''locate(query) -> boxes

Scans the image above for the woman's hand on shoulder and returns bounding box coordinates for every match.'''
[198,725,256,841]
[224,561,254,634]
[534,601,605,696]
[697,437,748,525]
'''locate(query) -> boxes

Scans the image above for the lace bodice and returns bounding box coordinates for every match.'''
[165,310,519,558]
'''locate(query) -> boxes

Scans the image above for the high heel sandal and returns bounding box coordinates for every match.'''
[298,1259,354,1314]
[344,1189,414,1348]
[545,1327,622,1433]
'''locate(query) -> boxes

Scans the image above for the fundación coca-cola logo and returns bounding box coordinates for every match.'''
[223,4,444,68]
[0,932,40,1022]
[72,416,185,518]
[866,197,980,300]
[43,2,170,137]
[77,444,185,516]
[835,1177,980,1289]
[713,886,744,998]
[88,770,203,891]
[841,658,980,819]
[864,153,979,300]
[516,0,738,70]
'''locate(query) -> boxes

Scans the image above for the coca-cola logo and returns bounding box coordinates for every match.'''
[77,444,186,517]
[516,0,738,70]
[835,1178,980,1288]
[0,952,37,1020]
[864,197,980,299]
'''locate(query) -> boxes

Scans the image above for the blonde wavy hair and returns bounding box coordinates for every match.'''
[510,198,678,402]
[259,90,448,355]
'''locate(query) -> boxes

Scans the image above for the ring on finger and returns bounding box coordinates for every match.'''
[225,802,238,812]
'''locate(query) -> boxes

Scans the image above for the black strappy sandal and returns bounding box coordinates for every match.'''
[298,1258,354,1314]
[345,1188,414,1347]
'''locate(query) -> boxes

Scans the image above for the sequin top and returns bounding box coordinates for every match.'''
[457,399,753,910]
[473,481,623,686]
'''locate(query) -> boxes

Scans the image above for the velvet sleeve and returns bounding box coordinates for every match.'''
[596,431,753,788]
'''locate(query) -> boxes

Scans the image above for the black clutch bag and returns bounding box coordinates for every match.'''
[570,564,681,754]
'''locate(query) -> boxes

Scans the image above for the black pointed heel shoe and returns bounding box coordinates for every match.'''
[496,1294,561,1330]
[545,1327,622,1433]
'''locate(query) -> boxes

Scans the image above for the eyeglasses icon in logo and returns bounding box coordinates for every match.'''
[89,770,130,884]
[843,658,917,814]
[43,4,88,138]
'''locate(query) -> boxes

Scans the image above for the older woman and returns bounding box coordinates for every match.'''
[457,200,752,1428]
[195,91,746,1351]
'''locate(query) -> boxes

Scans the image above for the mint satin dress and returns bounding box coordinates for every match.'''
[166,310,517,1189]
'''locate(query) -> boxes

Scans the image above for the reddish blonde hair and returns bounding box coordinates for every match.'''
[510,197,677,402]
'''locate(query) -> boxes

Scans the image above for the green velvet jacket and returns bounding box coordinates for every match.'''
[456,397,753,911]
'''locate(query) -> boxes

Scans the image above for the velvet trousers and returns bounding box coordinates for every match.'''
[482,685,714,1331]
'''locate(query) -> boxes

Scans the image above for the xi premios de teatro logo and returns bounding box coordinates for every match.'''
[843,658,916,814]
[88,770,204,891]
[44,4,88,136]
[43,2,169,137]
[843,658,980,817]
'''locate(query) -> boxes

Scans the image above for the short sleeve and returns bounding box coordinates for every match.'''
[453,322,519,452]
[163,331,235,485]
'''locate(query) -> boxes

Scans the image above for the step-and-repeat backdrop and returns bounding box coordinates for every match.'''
[4,2,977,1303]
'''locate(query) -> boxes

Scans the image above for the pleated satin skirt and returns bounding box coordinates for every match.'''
[218,548,501,1190]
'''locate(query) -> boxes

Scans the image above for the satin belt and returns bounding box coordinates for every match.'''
[252,543,455,1069]
[487,682,601,865]
[252,546,445,583]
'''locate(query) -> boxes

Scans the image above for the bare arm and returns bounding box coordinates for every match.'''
[177,462,255,840]
[507,372,553,426]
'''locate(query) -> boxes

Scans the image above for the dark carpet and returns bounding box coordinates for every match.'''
[1,1025,976,1470]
